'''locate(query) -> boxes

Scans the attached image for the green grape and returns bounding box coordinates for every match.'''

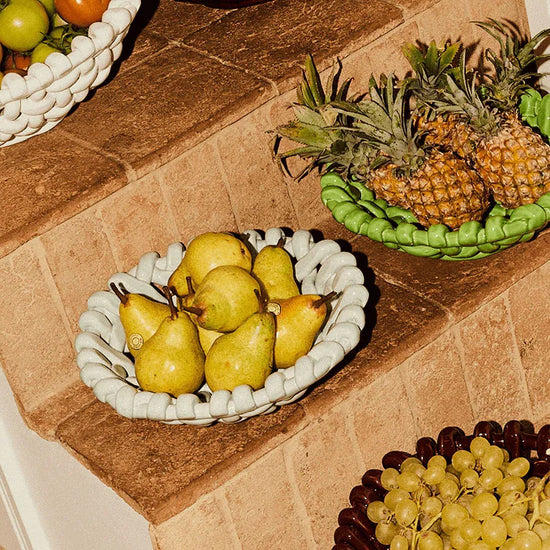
[440,519,454,536]
[497,476,526,496]
[402,461,427,477]
[395,499,419,527]
[499,491,528,517]
[424,466,447,485]
[429,455,449,470]
[502,449,511,463]
[471,493,499,521]
[382,468,401,490]
[458,494,475,515]
[385,489,411,511]
[539,499,550,521]
[542,540,550,550]
[367,500,391,523]
[501,539,515,550]
[461,469,480,489]
[511,530,542,550]
[481,446,505,470]
[375,521,399,545]
[471,437,491,459]
[418,531,444,550]
[442,503,470,528]
[544,482,550,498]
[503,513,529,537]
[451,528,470,550]
[453,450,476,473]
[398,471,422,492]
[391,534,410,550]
[507,458,531,478]
[401,457,424,472]
[481,516,508,547]
[422,496,444,518]
[468,541,496,550]
[479,468,504,491]
[533,521,550,541]
[438,477,460,501]
[417,487,432,503]
[441,534,452,550]
[526,477,541,494]
[459,518,483,543]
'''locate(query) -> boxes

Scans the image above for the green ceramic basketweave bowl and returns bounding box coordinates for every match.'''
[320,173,550,260]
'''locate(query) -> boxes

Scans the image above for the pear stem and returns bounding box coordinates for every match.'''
[162,286,178,320]
[276,237,286,249]
[313,291,337,309]
[185,276,194,295]
[181,305,203,317]
[110,282,128,305]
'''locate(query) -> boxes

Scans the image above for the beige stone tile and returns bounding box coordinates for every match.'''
[400,330,475,438]
[157,137,239,243]
[508,261,550,420]
[215,106,299,233]
[96,176,180,273]
[0,242,76,412]
[40,209,118,336]
[352,368,419,469]
[225,448,313,549]
[285,404,364,548]
[150,492,240,550]
[457,295,532,422]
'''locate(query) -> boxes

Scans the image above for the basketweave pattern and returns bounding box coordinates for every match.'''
[0,0,140,147]
[75,228,369,426]
[321,173,550,261]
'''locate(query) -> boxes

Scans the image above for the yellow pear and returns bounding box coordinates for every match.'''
[186,265,261,332]
[168,232,252,295]
[110,283,170,357]
[135,289,205,396]
[197,326,224,354]
[205,311,275,392]
[252,237,300,301]
[270,292,336,368]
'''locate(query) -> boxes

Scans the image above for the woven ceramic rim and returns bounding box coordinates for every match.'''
[0,0,140,147]
[321,172,550,260]
[75,228,369,426]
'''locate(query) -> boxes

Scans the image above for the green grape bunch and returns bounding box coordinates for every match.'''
[367,437,550,550]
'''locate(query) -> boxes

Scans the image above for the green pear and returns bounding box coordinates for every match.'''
[168,232,252,295]
[187,265,261,332]
[205,311,275,392]
[197,326,224,354]
[270,292,336,368]
[111,283,170,357]
[135,290,205,397]
[252,237,299,301]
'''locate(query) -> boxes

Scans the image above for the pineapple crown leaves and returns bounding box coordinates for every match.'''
[475,18,550,109]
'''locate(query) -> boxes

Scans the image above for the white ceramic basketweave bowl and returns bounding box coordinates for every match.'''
[0,0,140,147]
[75,228,369,426]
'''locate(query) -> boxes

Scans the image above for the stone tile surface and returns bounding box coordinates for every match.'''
[224,448,313,549]
[95,176,180,273]
[40,209,118,337]
[285,405,364,548]
[56,399,306,524]
[508,261,550,420]
[399,330,474,437]
[184,0,403,92]
[60,44,271,180]
[0,243,76,413]
[0,131,128,258]
[457,295,532,421]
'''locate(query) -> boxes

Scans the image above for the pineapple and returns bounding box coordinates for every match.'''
[340,74,489,229]
[428,20,550,208]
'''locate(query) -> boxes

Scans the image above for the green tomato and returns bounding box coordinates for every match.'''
[30,40,59,63]
[0,0,50,52]
[37,0,54,18]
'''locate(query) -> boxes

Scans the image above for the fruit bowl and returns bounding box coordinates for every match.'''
[332,420,550,550]
[75,228,369,426]
[0,0,140,147]
[321,173,550,261]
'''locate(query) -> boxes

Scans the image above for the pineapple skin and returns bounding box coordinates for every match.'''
[473,114,550,209]
[418,114,478,159]
[370,150,489,229]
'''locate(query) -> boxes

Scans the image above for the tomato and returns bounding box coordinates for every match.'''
[37,0,55,18]
[53,0,109,27]
[3,49,31,71]
[30,41,59,63]
[0,0,50,52]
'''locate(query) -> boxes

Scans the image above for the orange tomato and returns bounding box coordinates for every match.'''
[53,0,109,27]
[3,50,31,72]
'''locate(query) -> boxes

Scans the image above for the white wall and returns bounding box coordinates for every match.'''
[524,0,550,90]
[0,367,152,550]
